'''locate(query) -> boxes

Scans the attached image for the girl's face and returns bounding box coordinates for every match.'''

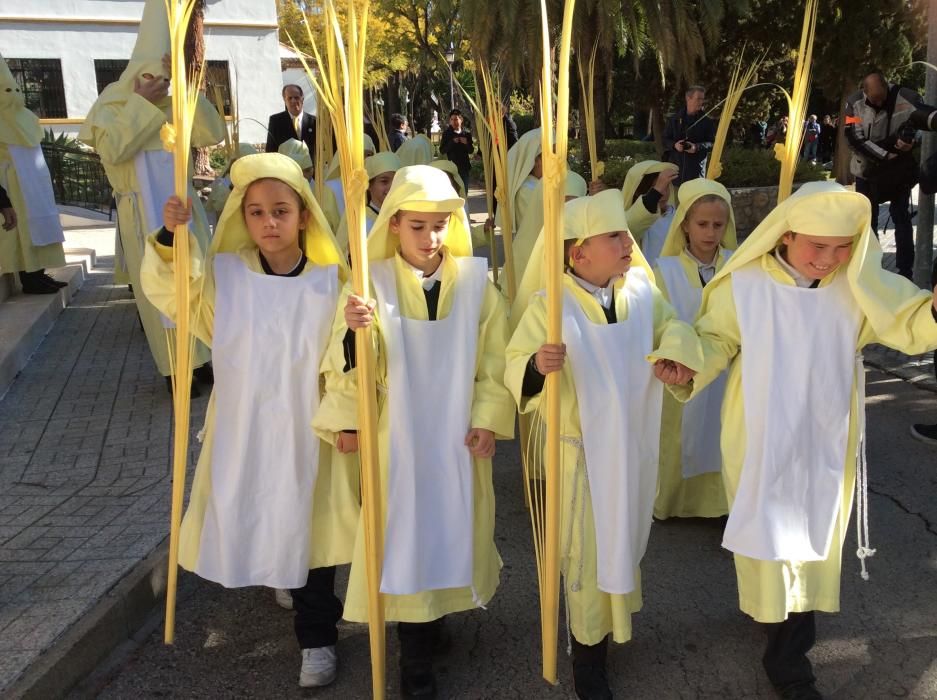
[531,154,543,179]
[682,200,729,261]
[572,230,634,285]
[243,179,309,256]
[781,232,855,280]
[389,210,452,272]
[368,171,395,208]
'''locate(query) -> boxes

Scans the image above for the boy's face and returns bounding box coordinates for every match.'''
[243,179,308,256]
[573,230,634,285]
[682,200,728,259]
[530,154,543,180]
[781,232,854,280]
[449,114,463,129]
[368,171,395,208]
[390,210,452,269]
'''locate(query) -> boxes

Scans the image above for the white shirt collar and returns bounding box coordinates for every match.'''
[569,272,618,309]
[774,250,814,288]
[684,248,719,283]
[405,256,444,291]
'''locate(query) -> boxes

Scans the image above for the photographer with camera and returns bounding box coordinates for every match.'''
[845,70,937,279]
[663,85,716,186]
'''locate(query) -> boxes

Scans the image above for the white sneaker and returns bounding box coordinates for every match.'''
[274,588,294,610]
[299,645,338,687]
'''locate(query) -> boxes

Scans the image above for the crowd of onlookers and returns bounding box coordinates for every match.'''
[745,113,839,165]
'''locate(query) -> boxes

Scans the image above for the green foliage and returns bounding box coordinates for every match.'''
[209,146,228,174]
[568,142,827,190]
[41,129,84,150]
[514,114,537,136]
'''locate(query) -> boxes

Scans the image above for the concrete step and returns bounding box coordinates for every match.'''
[0,263,86,398]
[65,247,98,275]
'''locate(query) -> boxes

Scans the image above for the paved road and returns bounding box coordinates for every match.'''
[78,369,937,699]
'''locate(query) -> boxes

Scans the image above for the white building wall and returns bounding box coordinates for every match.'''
[0,0,287,144]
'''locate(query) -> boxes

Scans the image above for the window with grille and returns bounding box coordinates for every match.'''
[6,59,67,118]
[205,60,232,117]
[94,60,129,94]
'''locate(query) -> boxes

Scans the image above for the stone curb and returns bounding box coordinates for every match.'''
[0,263,85,398]
[5,538,169,700]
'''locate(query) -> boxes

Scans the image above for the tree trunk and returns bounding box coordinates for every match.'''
[186,0,212,176]
[832,83,852,186]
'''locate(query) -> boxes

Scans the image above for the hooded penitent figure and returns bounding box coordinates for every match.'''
[78,0,225,378]
[671,180,937,626]
[652,178,737,520]
[0,53,67,290]
[620,160,678,266]
[323,133,376,223]
[505,189,702,647]
[495,128,543,239]
[139,153,356,587]
[312,164,514,623]
[511,169,587,284]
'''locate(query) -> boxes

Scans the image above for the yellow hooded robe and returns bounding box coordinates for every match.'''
[313,164,515,622]
[505,189,702,644]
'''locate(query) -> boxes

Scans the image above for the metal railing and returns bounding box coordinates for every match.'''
[41,144,114,218]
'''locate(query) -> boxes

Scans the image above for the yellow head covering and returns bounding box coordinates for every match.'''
[210,153,345,275]
[278,138,312,170]
[498,128,543,232]
[620,159,678,207]
[78,0,171,145]
[705,180,919,337]
[429,159,465,197]
[324,134,376,181]
[0,54,43,147]
[395,133,435,166]
[366,151,402,180]
[366,165,471,261]
[513,188,654,323]
[659,178,738,258]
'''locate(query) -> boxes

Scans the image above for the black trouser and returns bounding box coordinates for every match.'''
[761,611,816,690]
[397,617,445,670]
[571,633,608,667]
[856,178,915,276]
[290,566,342,649]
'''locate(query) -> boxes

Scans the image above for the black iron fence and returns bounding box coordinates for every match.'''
[41,144,113,217]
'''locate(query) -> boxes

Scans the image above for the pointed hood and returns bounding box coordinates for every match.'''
[0,54,43,147]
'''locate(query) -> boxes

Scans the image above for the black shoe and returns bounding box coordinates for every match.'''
[400,664,436,698]
[39,272,68,289]
[911,423,937,445]
[193,364,215,385]
[779,680,823,700]
[18,270,59,294]
[572,663,613,700]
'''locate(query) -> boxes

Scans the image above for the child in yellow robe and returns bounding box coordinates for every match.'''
[653,179,737,520]
[335,151,402,254]
[278,137,341,231]
[673,181,937,699]
[505,189,701,699]
[312,165,515,697]
[619,160,678,263]
[140,153,358,690]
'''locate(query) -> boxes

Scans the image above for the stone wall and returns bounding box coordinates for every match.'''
[728,184,805,240]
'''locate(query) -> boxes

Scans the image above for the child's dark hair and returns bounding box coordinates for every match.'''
[390,113,406,129]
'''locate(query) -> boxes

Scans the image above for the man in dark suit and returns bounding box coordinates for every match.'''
[265,84,316,156]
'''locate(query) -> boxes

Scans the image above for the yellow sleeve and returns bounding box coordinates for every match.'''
[191,94,226,148]
[504,295,548,416]
[626,198,658,244]
[89,95,167,165]
[646,283,703,373]
[859,291,937,355]
[139,231,216,346]
[313,283,384,443]
[472,283,516,439]
[669,276,740,402]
